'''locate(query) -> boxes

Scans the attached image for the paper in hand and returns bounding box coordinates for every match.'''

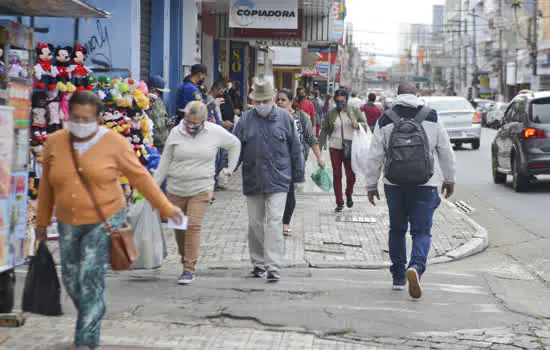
[167,216,188,230]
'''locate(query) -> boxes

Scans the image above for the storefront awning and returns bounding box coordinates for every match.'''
[0,0,110,18]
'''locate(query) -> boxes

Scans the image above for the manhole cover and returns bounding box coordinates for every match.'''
[453,200,475,214]
[336,215,377,223]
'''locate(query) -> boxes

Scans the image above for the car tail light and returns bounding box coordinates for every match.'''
[529,164,548,169]
[520,128,547,140]
[472,113,481,124]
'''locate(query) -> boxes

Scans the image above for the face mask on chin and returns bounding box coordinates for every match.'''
[255,102,274,116]
[68,121,98,139]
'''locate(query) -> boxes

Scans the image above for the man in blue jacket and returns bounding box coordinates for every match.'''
[234,78,305,282]
[176,64,207,112]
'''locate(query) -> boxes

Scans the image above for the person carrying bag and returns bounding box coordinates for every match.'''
[35,91,184,350]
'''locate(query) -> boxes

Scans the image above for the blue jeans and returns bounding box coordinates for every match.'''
[58,210,125,348]
[384,185,441,282]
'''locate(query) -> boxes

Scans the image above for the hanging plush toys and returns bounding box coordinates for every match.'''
[54,46,75,92]
[69,45,92,91]
[33,42,56,91]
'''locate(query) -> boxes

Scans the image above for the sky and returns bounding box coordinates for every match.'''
[345,0,445,67]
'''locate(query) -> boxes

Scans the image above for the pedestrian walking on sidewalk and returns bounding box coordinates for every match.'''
[154,101,241,285]
[319,89,368,212]
[234,78,305,282]
[276,89,326,236]
[312,89,324,138]
[34,91,185,350]
[362,92,383,133]
[365,82,456,300]
[206,80,229,191]
[295,87,317,130]
[146,75,170,153]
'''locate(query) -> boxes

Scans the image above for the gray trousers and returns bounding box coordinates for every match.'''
[246,193,286,272]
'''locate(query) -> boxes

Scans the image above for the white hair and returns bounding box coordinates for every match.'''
[183,101,208,120]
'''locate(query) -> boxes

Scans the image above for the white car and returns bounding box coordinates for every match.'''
[420,96,482,150]
[486,102,508,128]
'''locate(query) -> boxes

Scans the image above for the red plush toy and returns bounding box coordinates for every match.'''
[69,45,92,91]
[33,42,56,91]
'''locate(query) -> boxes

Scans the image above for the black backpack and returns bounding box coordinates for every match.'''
[384,106,434,186]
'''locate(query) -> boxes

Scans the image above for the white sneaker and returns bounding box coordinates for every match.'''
[406,267,422,300]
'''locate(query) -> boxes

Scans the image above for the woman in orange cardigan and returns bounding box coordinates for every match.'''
[35,91,184,350]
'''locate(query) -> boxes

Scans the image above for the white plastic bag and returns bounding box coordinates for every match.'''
[351,124,373,178]
[127,200,167,269]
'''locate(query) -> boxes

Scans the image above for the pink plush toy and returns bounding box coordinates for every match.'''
[136,81,149,95]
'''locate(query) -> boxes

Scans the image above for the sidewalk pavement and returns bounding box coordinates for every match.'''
[43,151,487,272]
[156,151,488,272]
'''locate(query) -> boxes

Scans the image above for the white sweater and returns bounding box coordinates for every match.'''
[154,122,241,197]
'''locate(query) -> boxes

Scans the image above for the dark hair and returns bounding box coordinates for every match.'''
[334,89,349,100]
[323,95,333,113]
[211,80,226,91]
[191,64,207,76]
[368,93,377,102]
[351,92,357,98]
[69,91,103,117]
[278,89,294,102]
[296,87,305,94]
[397,81,418,95]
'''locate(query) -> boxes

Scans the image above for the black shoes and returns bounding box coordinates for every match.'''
[346,196,354,208]
[250,267,266,278]
[335,205,344,212]
[266,271,280,282]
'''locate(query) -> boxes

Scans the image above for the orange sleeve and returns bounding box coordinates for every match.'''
[112,133,174,219]
[36,140,55,227]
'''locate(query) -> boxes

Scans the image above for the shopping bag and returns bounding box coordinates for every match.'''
[22,241,62,316]
[127,200,166,269]
[351,124,373,178]
[311,167,333,192]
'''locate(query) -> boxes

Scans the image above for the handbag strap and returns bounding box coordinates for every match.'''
[339,113,345,148]
[68,135,112,232]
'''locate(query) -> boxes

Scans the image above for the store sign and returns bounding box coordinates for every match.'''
[229,0,298,29]
[249,39,305,48]
[229,42,247,101]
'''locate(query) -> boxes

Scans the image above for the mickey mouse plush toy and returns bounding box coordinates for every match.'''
[54,46,74,92]
[33,42,57,91]
[69,45,92,91]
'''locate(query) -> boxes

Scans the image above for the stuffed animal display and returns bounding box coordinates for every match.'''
[29,42,159,206]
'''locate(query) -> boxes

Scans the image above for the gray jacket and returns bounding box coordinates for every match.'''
[234,106,305,196]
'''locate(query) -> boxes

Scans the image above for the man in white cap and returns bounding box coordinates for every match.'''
[234,78,305,282]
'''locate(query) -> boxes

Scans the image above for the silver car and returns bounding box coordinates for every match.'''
[420,96,482,150]
[486,102,508,128]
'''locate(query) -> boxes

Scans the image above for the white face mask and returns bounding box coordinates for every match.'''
[227,83,233,90]
[68,121,98,139]
[255,102,274,116]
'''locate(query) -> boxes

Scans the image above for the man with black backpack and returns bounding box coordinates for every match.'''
[365,82,456,300]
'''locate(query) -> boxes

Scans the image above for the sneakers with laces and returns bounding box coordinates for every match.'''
[392,279,406,291]
[177,271,195,285]
[250,267,266,278]
[266,270,280,282]
[406,267,422,299]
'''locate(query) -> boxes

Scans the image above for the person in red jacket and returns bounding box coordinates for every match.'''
[295,87,316,128]
[362,93,382,132]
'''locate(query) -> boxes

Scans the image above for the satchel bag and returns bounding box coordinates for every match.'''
[339,113,352,160]
[68,136,139,271]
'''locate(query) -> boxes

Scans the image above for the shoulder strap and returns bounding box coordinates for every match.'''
[414,106,432,124]
[385,108,401,124]
[68,135,112,232]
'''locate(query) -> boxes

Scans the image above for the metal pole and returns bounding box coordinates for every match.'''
[464,0,469,96]
[472,5,478,98]
[532,0,538,77]
[498,0,505,98]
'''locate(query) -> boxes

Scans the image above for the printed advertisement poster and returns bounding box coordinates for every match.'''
[7,82,31,129]
[10,172,28,266]
[0,197,9,271]
[0,106,14,199]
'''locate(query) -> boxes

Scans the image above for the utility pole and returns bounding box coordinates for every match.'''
[498,0,505,99]
[464,0,469,97]
[532,0,538,78]
[472,5,478,98]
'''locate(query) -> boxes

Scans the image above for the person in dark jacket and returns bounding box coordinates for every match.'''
[175,64,207,116]
[234,78,304,282]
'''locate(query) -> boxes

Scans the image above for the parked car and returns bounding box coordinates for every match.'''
[420,96,482,149]
[492,90,550,192]
[486,102,508,129]
[473,99,495,126]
